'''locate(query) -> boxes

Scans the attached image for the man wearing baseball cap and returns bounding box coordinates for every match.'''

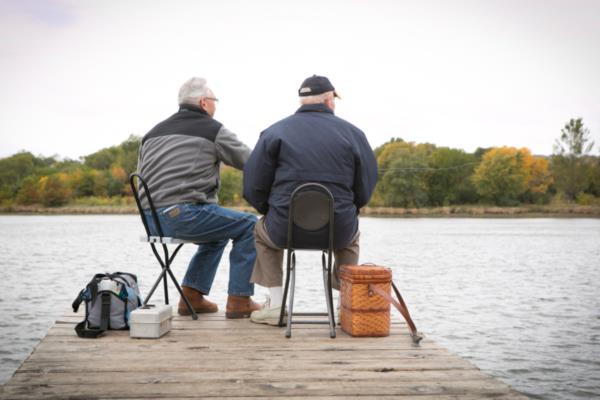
[243,75,378,325]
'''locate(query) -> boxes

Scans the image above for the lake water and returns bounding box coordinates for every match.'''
[0,215,599,399]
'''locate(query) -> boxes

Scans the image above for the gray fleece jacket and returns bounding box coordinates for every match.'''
[137,104,250,208]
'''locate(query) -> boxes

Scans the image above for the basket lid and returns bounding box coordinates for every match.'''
[340,264,392,282]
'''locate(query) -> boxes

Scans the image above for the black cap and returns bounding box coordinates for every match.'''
[298,75,340,98]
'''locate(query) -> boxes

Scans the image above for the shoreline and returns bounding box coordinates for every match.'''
[1,204,600,218]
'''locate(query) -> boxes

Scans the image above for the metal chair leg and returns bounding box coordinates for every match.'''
[328,251,336,336]
[144,267,168,306]
[146,242,197,319]
[166,267,198,320]
[162,244,170,305]
[322,251,336,338]
[285,255,296,338]
[279,250,293,327]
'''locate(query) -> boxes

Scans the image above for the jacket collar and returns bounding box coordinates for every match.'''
[296,103,334,115]
[179,103,210,116]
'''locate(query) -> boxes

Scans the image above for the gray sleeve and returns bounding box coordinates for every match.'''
[136,143,143,173]
[214,126,251,170]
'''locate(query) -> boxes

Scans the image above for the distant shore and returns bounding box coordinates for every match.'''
[2,204,600,217]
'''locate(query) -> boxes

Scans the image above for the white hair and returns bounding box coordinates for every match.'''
[178,77,211,105]
[299,91,334,105]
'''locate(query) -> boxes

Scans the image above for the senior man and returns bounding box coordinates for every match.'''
[243,75,378,325]
[137,77,261,318]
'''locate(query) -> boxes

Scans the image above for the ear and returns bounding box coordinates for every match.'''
[325,96,335,110]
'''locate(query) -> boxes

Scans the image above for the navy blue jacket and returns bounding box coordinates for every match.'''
[243,103,378,249]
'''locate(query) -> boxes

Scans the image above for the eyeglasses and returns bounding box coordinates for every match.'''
[204,97,219,102]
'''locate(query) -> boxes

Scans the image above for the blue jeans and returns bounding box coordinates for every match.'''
[145,203,257,296]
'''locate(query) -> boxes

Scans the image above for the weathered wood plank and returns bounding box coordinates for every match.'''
[75,397,525,400]
[1,379,526,399]
[7,369,496,385]
[14,358,477,374]
[30,340,448,355]
[1,311,528,399]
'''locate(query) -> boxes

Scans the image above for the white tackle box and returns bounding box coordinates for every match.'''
[129,304,173,339]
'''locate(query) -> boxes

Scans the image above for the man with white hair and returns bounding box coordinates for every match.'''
[137,77,261,318]
[243,75,378,325]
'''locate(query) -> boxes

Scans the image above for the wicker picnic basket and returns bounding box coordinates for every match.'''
[339,264,392,337]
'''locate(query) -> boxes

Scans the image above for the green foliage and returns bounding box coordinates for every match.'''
[219,166,243,205]
[117,135,142,175]
[551,118,595,200]
[553,118,594,156]
[68,169,109,197]
[426,147,478,206]
[2,120,599,209]
[575,192,596,205]
[589,158,600,196]
[82,135,141,175]
[373,137,404,158]
[39,174,71,207]
[0,135,141,206]
[0,152,37,200]
[551,154,593,200]
[374,142,430,207]
[16,176,41,205]
[83,147,119,170]
[71,196,134,207]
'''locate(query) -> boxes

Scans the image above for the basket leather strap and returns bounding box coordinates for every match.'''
[368,282,423,345]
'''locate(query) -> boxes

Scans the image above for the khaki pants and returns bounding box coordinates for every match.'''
[250,218,360,290]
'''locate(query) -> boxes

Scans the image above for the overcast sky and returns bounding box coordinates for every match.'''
[1,0,599,160]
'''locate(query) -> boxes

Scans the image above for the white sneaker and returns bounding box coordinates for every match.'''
[250,297,286,326]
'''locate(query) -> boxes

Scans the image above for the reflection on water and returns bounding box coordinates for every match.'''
[0,215,599,399]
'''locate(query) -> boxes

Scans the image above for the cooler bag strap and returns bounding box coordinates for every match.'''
[74,292,111,339]
[368,282,423,345]
[100,292,111,331]
[72,289,85,312]
[75,320,105,339]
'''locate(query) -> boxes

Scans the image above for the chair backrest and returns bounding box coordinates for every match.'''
[287,183,334,251]
[129,173,164,238]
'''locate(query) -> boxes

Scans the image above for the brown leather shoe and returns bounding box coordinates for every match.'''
[178,286,218,316]
[225,295,262,319]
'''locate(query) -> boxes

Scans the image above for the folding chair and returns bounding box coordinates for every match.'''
[278,183,336,338]
[129,173,198,320]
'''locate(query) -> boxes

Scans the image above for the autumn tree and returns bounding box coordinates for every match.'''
[521,156,553,204]
[68,169,109,197]
[16,176,41,205]
[107,166,128,197]
[39,174,71,207]
[471,147,532,205]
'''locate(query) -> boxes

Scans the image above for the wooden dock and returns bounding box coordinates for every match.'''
[1,311,528,399]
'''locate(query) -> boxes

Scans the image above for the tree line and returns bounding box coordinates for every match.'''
[1,119,598,209]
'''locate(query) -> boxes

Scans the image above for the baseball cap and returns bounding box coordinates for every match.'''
[298,75,341,98]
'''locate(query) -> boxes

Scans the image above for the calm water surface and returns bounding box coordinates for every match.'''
[0,215,599,399]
